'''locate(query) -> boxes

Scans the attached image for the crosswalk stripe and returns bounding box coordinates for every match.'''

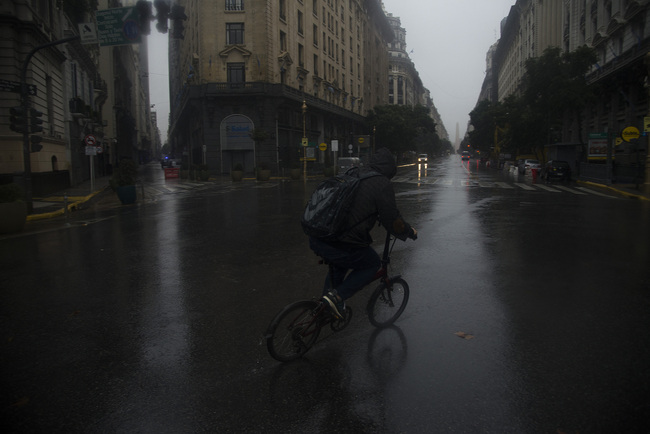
[575,186,616,198]
[514,183,537,190]
[535,184,561,192]
[553,185,586,195]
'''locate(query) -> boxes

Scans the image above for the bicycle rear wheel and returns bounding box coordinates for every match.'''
[366,278,410,328]
[266,300,322,362]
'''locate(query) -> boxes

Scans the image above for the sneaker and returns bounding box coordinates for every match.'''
[322,292,345,319]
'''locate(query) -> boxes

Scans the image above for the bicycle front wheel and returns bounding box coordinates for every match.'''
[266,300,322,362]
[367,278,410,328]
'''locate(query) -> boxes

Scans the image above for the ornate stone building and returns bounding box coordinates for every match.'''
[168,0,393,175]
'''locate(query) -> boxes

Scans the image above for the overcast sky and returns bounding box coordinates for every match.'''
[381,0,515,142]
[147,1,516,145]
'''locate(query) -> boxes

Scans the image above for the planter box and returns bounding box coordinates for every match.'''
[116,185,137,204]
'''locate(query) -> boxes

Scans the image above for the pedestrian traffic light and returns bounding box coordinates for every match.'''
[29,108,43,133]
[9,106,27,134]
[154,0,170,34]
[136,0,153,35]
[170,4,187,39]
[30,135,43,152]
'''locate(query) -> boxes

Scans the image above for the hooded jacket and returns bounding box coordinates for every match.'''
[335,148,414,247]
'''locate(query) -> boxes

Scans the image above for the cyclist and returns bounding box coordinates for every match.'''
[308,147,417,318]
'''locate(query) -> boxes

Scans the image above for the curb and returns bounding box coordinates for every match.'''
[577,180,649,201]
[26,187,110,222]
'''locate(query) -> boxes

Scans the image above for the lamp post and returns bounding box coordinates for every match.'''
[302,100,307,182]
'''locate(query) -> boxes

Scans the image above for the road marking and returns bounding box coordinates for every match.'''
[535,184,561,192]
[575,186,617,198]
[495,182,514,189]
[553,185,586,195]
[514,183,536,190]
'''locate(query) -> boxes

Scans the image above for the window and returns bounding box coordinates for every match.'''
[280,31,286,51]
[314,54,319,75]
[226,23,244,44]
[313,0,318,15]
[298,11,303,34]
[279,0,286,20]
[227,63,245,87]
[313,24,318,46]
[298,43,304,67]
[225,0,244,11]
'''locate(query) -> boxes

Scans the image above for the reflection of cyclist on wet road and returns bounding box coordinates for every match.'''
[309,148,417,318]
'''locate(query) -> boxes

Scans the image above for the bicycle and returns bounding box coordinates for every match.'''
[266,230,413,362]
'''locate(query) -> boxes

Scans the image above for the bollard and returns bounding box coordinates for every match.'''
[64,193,69,221]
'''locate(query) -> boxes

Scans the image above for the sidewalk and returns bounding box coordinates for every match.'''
[577,180,650,201]
[27,174,114,222]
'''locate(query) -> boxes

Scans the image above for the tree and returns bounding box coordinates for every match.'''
[468,46,596,159]
[365,104,438,160]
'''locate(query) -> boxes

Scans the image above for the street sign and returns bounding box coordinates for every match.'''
[79,22,98,45]
[331,139,339,152]
[84,134,97,146]
[96,7,141,47]
[0,79,37,96]
[85,145,97,156]
[645,117,650,133]
[621,126,640,142]
[301,137,308,147]
[319,142,327,151]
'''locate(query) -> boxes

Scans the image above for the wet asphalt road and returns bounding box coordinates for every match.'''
[1,157,650,433]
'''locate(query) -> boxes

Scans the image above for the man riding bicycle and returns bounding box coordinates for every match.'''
[308,147,417,318]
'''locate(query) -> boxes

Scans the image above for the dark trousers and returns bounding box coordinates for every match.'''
[309,237,380,301]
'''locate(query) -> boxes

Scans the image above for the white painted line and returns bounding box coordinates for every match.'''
[514,183,537,190]
[535,184,561,192]
[554,185,586,195]
[575,186,617,198]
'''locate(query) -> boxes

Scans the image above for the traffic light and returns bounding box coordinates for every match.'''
[154,0,170,33]
[9,106,27,133]
[30,135,43,152]
[136,0,153,35]
[29,108,43,133]
[170,4,187,39]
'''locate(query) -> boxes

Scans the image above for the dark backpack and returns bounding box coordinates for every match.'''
[301,167,381,241]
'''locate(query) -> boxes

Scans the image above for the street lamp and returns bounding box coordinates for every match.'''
[302,100,307,182]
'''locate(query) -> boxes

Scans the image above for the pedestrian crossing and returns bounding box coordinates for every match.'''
[391,176,618,198]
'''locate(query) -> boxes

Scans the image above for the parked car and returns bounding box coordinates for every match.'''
[545,160,571,181]
[418,154,428,163]
[518,158,541,174]
[337,157,361,173]
[461,151,471,161]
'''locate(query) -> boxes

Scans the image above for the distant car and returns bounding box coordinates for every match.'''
[545,160,571,181]
[461,151,470,161]
[337,157,361,173]
[161,156,173,168]
[418,154,428,163]
[518,159,541,174]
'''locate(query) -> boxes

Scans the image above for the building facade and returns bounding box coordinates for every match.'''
[0,0,158,199]
[167,0,394,175]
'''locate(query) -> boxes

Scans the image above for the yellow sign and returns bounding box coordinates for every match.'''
[319,142,327,151]
[357,137,365,144]
[301,137,308,147]
[621,126,640,142]
[645,117,650,132]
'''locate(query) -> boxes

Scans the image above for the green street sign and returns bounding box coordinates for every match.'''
[97,7,141,47]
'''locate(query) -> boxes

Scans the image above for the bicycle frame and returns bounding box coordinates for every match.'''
[371,231,401,283]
